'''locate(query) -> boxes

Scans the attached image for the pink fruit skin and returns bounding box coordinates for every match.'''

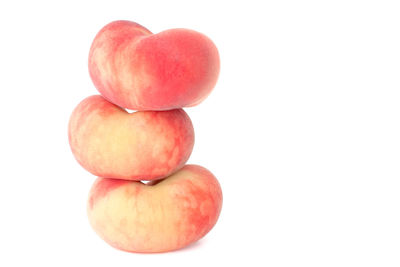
[88,20,220,111]
[87,165,223,253]
[68,95,194,180]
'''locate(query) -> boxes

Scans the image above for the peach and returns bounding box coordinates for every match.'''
[87,165,222,253]
[88,20,220,111]
[68,95,194,180]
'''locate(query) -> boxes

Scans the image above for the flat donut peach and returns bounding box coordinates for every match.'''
[89,20,220,111]
[87,165,223,253]
[68,95,194,180]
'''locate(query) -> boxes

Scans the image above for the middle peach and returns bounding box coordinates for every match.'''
[68,95,194,180]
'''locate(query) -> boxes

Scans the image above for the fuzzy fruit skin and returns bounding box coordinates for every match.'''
[87,165,223,253]
[68,95,194,180]
[89,20,220,111]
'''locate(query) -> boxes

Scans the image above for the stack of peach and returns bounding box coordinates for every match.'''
[68,20,222,253]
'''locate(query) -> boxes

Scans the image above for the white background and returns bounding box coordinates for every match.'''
[1,0,399,266]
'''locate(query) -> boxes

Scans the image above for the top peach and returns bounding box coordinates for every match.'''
[89,20,220,111]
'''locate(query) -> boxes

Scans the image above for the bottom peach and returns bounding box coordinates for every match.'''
[87,165,223,253]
